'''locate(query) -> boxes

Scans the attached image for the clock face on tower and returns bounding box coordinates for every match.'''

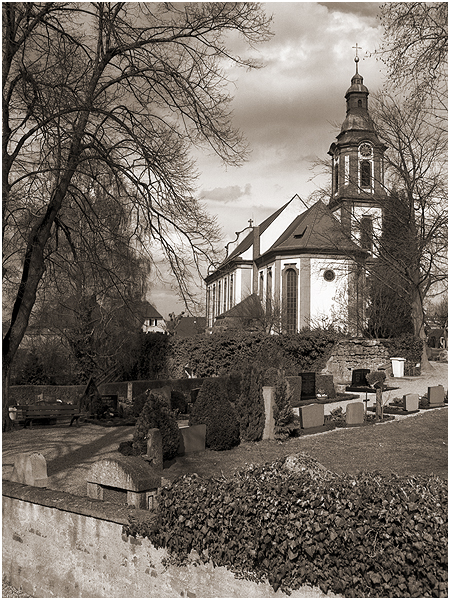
[359,143,372,157]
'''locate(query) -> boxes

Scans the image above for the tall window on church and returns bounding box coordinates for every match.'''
[212,285,216,320]
[259,272,264,298]
[223,279,227,313]
[344,155,350,185]
[266,268,272,313]
[218,281,221,316]
[360,216,373,253]
[285,268,298,334]
[334,159,339,193]
[360,160,371,187]
[229,274,234,308]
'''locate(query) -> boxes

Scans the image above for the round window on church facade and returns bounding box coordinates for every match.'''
[323,269,336,282]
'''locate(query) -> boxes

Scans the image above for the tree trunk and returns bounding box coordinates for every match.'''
[411,285,433,373]
[375,387,383,420]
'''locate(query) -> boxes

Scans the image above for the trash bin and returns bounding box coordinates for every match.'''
[390,357,406,378]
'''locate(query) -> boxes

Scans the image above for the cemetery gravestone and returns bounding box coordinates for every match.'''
[428,385,445,407]
[299,403,324,429]
[403,394,419,412]
[178,424,206,455]
[262,386,275,440]
[352,369,371,388]
[299,373,316,400]
[10,452,48,488]
[101,394,118,411]
[87,456,161,510]
[345,402,365,425]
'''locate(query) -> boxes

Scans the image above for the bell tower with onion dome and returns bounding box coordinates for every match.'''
[328,44,387,257]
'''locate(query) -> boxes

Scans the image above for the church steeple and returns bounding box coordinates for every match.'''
[328,48,387,238]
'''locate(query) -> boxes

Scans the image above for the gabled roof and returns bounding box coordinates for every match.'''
[217,293,264,320]
[225,199,291,263]
[267,200,364,255]
[173,316,206,337]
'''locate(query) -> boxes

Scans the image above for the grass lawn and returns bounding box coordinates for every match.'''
[163,408,448,482]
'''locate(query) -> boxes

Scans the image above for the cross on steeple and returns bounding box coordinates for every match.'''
[352,43,362,73]
[248,218,253,227]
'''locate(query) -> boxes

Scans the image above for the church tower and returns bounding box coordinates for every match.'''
[328,47,387,256]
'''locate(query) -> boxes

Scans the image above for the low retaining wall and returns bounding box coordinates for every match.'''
[321,339,391,385]
[3,481,329,598]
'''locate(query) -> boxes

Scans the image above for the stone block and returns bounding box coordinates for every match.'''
[178,424,206,455]
[299,403,324,429]
[262,386,275,440]
[10,452,48,487]
[403,394,419,412]
[428,385,445,407]
[292,407,300,417]
[286,377,302,404]
[146,428,163,470]
[87,456,161,492]
[345,402,364,425]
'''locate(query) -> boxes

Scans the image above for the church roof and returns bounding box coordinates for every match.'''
[266,200,365,256]
[224,199,291,262]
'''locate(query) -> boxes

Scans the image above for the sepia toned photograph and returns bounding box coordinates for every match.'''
[3,2,447,598]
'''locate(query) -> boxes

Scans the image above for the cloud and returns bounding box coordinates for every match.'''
[199,183,252,203]
[318,3,380,19]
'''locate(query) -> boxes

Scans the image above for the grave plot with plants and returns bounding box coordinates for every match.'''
[127,456,448,598]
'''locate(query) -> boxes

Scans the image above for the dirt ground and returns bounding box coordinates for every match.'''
[3,361,447,497]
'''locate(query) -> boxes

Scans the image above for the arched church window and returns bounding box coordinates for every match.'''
[360,160,371,187]
[334,160,339,193]
[285,268,298,334]
[358,99,362,107]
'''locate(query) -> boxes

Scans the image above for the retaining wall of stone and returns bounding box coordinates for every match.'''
[321,338,391,384]
[2,480,326,598]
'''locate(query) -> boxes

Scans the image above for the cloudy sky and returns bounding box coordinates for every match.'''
[150,2,388,317]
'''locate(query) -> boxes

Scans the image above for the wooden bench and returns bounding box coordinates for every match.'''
[16,404,84,428]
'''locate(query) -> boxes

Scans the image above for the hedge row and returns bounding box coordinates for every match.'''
[127,460,448,598]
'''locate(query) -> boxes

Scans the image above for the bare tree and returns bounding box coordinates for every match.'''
[376,2,448,117]
[2,2,272,429]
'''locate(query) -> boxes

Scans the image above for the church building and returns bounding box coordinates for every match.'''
[205,54,388,334]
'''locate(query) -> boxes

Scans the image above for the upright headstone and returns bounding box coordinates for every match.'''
[10,453,48,487]
[428,385,445,407]
[403,394,419,412]
[127,382,133,403]
[87,456,161,510]
[178,424,206,455]
[345,402,364,425]
[351,369,371,388]
[299,373,316,400]
[262,386,275,440]
[299,403,324,429]
[146,428,163,470]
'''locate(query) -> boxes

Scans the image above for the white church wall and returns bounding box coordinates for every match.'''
[310,258,349,327]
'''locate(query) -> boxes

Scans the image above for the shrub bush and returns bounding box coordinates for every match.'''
[235,366,265,442]
[273,370,295,440]
[189,380,240,451]
[170,391,187,414]
[127,460,448,598]
[133,392,180,460]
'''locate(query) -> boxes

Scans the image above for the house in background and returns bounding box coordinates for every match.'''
[133,301,165,333]
[205,56,388,335]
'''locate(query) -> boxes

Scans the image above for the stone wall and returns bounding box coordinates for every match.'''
[2,480,329,598]
[321,338,391,385]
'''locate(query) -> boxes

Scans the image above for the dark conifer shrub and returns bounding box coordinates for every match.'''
[189,380,240,450]
[273,370,294,440]
[236,366,265,442]
[133,392,180,460]
[170,390,187,414]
